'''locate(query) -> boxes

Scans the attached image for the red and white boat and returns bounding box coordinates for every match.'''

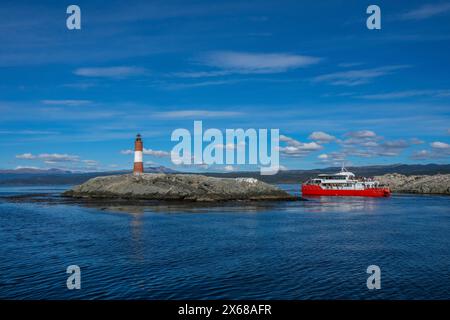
[301,166,390,197]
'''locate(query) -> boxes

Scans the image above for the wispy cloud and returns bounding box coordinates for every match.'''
[431,141,450,149]
[14,152,102,171]
[308,131,336,143]
[153,110,243,119]
[345,130,377,139]
[62,82,99,90]
[359,89,450,100]
[410,138,425,145]
[313,65,410,86]
[161,79,244,90]
[0,130,58,135]
[411,150,432,160]
[411,141,450,159]
[16,153,35,160]
[223,165,235,172]
[338,62,364,68]
[121,148,170,157]
[279,135,323,157]
[195,51,321,74]
[170,70,232,78]
[74,66,147,78]
[400,3,450,20]
[317,152,346,165]
[337,131,414,158]
[160,77,295,90]
[41,100,93,106]
[16,153,80,162]
[82,159,99,167]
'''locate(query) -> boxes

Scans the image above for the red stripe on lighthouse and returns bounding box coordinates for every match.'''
[133,134,144,175]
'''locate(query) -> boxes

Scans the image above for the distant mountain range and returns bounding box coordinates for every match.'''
[0,164,449,185]
[205,164,450,184]
[0,166,176,185]
[0,168,72,174]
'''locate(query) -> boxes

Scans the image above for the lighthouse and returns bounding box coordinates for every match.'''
[133,134,144,175]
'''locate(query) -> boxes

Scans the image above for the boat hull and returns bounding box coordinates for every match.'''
[301,185,391,197]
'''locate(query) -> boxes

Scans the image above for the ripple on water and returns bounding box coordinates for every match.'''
[0,187,450,299]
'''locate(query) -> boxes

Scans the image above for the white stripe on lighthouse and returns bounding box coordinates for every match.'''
[134,151,143,162]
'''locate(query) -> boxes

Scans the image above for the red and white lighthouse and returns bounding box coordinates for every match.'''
[133,134,144,175]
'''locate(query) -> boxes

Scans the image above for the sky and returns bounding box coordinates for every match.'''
[1,0,450,172]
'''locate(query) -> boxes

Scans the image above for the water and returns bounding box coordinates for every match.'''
[0,185,449,300]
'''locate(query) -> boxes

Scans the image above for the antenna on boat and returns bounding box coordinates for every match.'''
[341,162,347,172]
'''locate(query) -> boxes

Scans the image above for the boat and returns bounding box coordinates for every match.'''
[301,166,390,197]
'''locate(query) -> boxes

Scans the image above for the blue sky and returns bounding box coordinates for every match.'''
[1,0,450,172]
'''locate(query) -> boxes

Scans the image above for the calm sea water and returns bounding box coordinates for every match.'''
[0,184,449,300]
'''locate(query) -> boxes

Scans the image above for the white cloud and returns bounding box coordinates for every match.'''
[153,110,243,119]
[313,65,410,86]
[16,153,35,159]
[279,134,302,146]
[410,138,425,145]
[411,150,432,160]
[345,130,377,138]
[376,140,410,156]
[170,70,232,78]
[14,152,103,171]
[197,51,321,74]
[299,142,324,150]
[37,153,80,162]
[216,143,239,150]
[410,141,450,160]
[308,131,336,143]
[317,152,346,165]
[74,66,147,78]
[279,135,323,157]
[400,3,450,20]
[161,79,244,90]
[338,62,364,68]
[339,131,413,158]
[431,141,450,149]
[41,100,93,106]
[359,89,450,100]
[16,153,80,162]
[223,165,235,172]
[143,148,170,157]
[82,159,99,166]
[0,130,58,135]
[121,148,170,157]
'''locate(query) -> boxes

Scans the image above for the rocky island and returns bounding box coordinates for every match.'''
[63,173,297,202]
[375,173,450,195]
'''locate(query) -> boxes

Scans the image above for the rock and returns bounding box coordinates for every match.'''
[62,173,297,202]
[375,173,450,195]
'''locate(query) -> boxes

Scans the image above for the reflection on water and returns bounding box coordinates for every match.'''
[0,185,449,299]
[77,198,382,216]
[130,213,144,262]
[302,196,386,213]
